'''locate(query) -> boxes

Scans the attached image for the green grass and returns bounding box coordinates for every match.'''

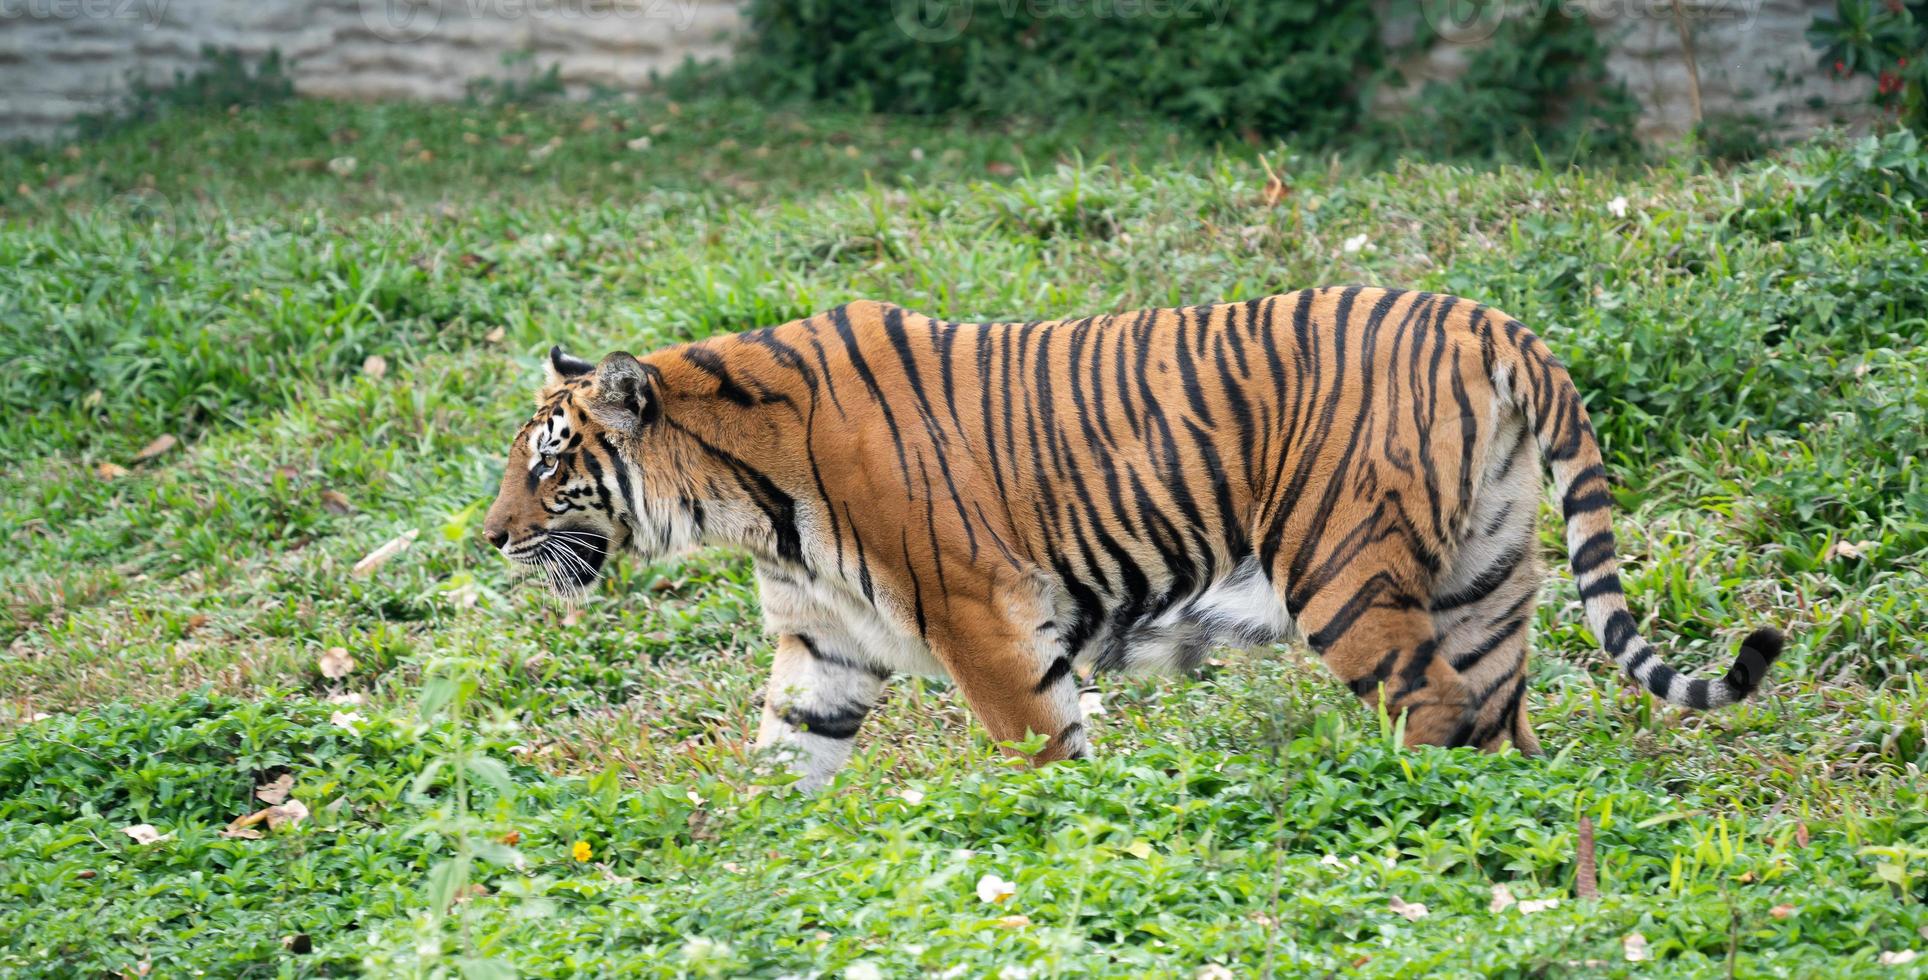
[2,99,1925,977]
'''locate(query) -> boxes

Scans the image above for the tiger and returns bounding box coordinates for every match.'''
[482,287,1783,789]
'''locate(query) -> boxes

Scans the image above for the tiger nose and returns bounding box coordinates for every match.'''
[485,526,509,550]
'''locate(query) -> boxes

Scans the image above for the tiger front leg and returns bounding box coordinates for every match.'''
[755,631,891,791]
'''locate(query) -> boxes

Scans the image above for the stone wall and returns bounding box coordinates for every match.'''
[0,0,742,141]
[1382,0,1868,141]
[0,0,1868,144]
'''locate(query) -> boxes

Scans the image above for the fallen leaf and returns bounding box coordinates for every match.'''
[1388,896,1429,921]
[687,807,717,841]
[1607,195,1630,218]
[1771,904,1797,920]
[327,691,364,705]
[996,914,1032,929]
[976,872,1016,904]
[327,156,357,178]
[320,489,354,514]
[985,160,1016,177]
[266,798,309,830]
[96,462,129,480]
[1518,898,1561,914]
[1489,883,1517,913]
[121,823,172,845]
[1878,950,1918,966]
[1826,539,1875,561]
[182,613,209,635]
[1320,853,1345,869]
[220,825,264,840]
[1576,815,1598,899]
[76,869,97,880]
[1623,932,1650,962]
[897,787,925,806]
[484,326,506,343]
[132,434,178,463]
[1079,689,1106,716]
[317,646,354,679]
[1258,155,1290,206]
[499,830,522,846]
[351,528,418,577]
[626,136,652,151]
[330,710,365,731]
[1796,821,1810,848]
[361,354,388,379]
[255,773,294,804]
[1197,965,1236,980]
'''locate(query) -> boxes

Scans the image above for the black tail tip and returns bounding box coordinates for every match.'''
[1724,627,1785,697]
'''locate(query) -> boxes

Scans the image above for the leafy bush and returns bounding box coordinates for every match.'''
[719,0,1382,146]
[69,47,294,143]
[1392,6,1641,161]
[700,0,1639,159]
[1810,0,1927,130]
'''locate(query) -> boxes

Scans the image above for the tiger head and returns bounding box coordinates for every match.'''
[482,345,692,596]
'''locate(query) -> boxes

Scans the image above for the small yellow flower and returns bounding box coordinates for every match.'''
[571,840,592,863]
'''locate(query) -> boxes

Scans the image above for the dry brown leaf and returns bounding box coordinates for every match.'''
[317,646,354,680]
[485,326,507,344]
[1576,815,1598,899]
[985,160,1016,177]
[1826,539,1875,561]
[1388,896,1430,921]
[96,462,129,480]
[132,434,178,463]
[121,823,172,845]
[267,798,310,830]
[499,830,522,846]
[1258,155,1290,207]
[319,489,353,514]
[362,354,388,379]
[351,529,418,577]
[1770,904,1797,920]
[1623,932,1650,962]
[1796,821,1810,848]
[182,613,209,635]
[996,915,1032,929]
[255,773,294,804]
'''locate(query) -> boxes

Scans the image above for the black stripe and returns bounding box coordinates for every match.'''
[777,704,868,740]
[795,634,890,680]
[1034,654,1075,694]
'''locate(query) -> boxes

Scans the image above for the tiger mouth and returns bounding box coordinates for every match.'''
[508,529,609,592]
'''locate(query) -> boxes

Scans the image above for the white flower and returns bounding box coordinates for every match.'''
[976,872,1016,905]
[1517,898,1560,914]
[681,936,730,963]
[1342,233,1371,254]
[1607,195,1629,218]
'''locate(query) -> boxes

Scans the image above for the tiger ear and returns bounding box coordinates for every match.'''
[588,351,658,433]
[544,345,596,387]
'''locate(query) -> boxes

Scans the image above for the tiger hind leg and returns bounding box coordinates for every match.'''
[1293,550,1478,748]
[1428,428,1546,754]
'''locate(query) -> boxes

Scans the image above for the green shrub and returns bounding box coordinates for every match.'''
[69,47,294,143]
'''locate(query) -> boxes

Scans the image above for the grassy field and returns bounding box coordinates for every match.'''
[2,98,1926,977]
